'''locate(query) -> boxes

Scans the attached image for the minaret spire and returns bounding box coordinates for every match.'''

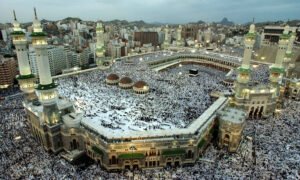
[13,10,17,21]
[34,7,38,19]
[32,7,42,33]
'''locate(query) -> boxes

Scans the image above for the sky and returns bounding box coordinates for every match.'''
[0,0,299,24]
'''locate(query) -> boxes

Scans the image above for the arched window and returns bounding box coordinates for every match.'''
[111,156,117,164]
[71,139,78,150]
[224,134,230,140]
[187,150,193,159]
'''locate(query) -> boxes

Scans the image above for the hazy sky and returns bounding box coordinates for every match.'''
[1,0,299,24]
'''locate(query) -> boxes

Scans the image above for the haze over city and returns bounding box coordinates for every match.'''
[0,0,300,23]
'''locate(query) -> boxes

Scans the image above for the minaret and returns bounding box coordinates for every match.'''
[31,8,59,125]
[162,25,170,49]
[11,10,36,101]
[269,25,290,96]
[176,25,183,46]
[95,22,105,66]
[283,27,296,77]
[235,24,256,98]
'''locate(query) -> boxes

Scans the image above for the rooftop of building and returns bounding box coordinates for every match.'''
[219,107,246,124]
[0,55,15,64]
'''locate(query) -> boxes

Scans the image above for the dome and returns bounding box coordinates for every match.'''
[106,73,119,85]
[133,80,149,94]
[119,77,133,84]
[119,77,134,89]
[107,73,119,81]
[133,81,148,89]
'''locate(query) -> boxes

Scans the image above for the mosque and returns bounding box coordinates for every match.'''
[11,9,299,170]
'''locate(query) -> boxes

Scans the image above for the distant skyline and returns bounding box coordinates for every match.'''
[0,0,299,24]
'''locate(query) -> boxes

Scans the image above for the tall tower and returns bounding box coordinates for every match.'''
[31,8,59,125]
[235,24,256,98]
[283,27,296,77]
[11,10,36,101]
[176,25,183,46]
[269,25,290,96]
[73,23,81,50]
[95,22,106,66]
[162,25,170,49]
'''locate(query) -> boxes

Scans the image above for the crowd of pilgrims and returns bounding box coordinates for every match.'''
[56,54,228,132]
[228,64,270,85]
[0,94,299,179]
[0,86,21,98]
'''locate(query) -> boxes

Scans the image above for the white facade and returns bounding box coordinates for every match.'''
[1,30,8,42]
[47,46,66,75]
[111,45,121,58]
[12,19,32,76]
[204,28,212,44]
[241,24,256,69]
[274,25,290,68]
[30,46,67,76]
[29,51,39,76]
[30,45,91,75]
[71,48,91,67]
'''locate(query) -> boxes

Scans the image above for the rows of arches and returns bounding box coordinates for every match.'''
[165,157,181,167]
[149,54,239,70]
[31,125,43,145]
[70,139,79,150]
[248,106,264,119]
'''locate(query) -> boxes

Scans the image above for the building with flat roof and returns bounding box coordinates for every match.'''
[134,32,158,47]
[218,107,246,152]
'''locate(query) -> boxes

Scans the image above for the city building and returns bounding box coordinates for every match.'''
[47,45,66,75]
[0,55,17,88]
[30,46,67,76]
[261,25,299,45]
[204,28,213,46]
[134,32,158,47]
[29,50,39,76]
[182,25,199,40]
